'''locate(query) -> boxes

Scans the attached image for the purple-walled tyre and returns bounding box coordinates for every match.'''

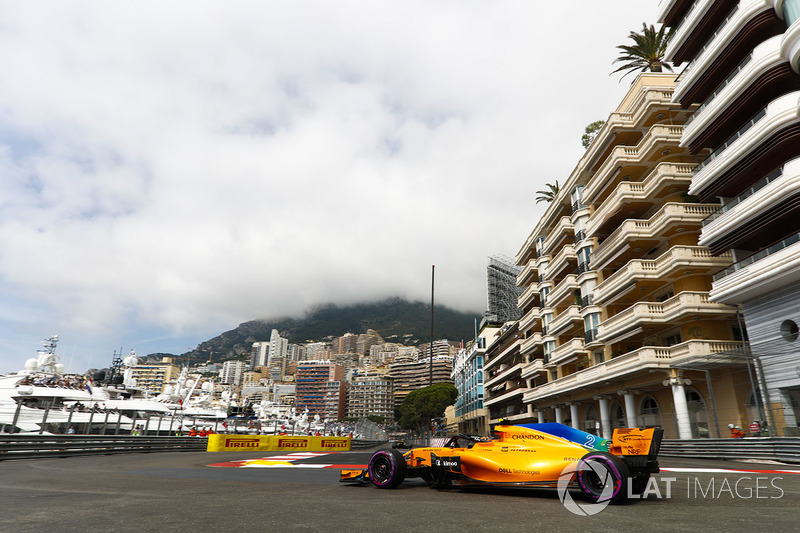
[576,451,630,504]
[368,449,407,489]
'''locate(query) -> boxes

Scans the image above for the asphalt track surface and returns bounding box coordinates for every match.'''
[1,448,799,533]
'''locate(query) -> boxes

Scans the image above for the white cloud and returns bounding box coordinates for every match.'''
[0,0,658,372]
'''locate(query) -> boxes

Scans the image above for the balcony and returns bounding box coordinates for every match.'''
[585,162,695,238]
[548,338,588,367]
[543,244,576,280]
[517,258,538,287]
[701,161,800,255]
[518,307,541,334]
[484,384,527,407]
[517,281,540,311]
[485,363,523,389]
[548,305,582,337]
[671,1,774,105]
[520,332,543,356]
[682,35,786,149]
[582,124,685,204]
[597,291,737,343]
[593,246,733,305]
[521,358,545,379]
[524,339,745,402]
[690,91,800,200]
[711,232,800,304]
[592,203,717,270]
[540,217,575,256]
[547,275,579,308]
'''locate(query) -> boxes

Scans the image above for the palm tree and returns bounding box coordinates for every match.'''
[535,181,559,204]
[612,23,674,79]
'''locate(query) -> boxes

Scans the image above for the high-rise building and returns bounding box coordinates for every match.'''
[452,321,502,434]
[221,360,248,386]
[356,329,385,355]
[486,255,523,322]
[129,357,180,394]
[295,361,345,416]
[388,356,454,409]
[347,374,395,423]
[483,321,527,425]
[250,342,269,369]
[659,0,800,435]
[515,73,747,440]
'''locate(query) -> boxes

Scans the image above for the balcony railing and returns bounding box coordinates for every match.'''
[713,231,800,281]
[584,329,597,343]
[597,291,736,341]
[694,107,766,173]
[685,52,752,126]
[524,339,745,402]
[703,167,782,226]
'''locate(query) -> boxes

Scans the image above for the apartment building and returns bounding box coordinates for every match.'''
[483,322,531,425]
[347,374,395,423]
[451,321,502,434]
[516,73,748,440]
[658,0,800,436]
[220,360,248,386]
[388,356,454,409]
[295,361,345,416]
[129,358,180,394]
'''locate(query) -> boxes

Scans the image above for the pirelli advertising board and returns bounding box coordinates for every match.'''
[206,435,351,452]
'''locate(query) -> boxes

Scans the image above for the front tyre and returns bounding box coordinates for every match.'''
[368,449,407,489]
[576,451,630,504]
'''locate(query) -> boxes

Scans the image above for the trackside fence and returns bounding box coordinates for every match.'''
[659,437,800,464]
[350,439,386,450]
[0,435,208,461]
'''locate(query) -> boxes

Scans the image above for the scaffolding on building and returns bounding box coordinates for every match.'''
[485,254,522,322]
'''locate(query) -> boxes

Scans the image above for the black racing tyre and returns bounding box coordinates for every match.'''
[630,472,651,495]
[368,449,407,489]
[576,451,630,504]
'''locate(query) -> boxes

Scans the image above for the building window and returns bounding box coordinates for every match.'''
[784,0,800,26]
[781,320,799,342]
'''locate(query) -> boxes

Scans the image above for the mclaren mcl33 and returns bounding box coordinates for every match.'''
[341,423,663,503]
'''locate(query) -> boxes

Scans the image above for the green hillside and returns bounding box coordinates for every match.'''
[179,298,481,364]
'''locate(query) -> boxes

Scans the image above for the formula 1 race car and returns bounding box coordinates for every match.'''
[341,423,663,503]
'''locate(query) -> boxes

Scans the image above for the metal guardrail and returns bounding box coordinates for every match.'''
[660,438,800,464]
[0,435,208,461]
[350,439,386,450]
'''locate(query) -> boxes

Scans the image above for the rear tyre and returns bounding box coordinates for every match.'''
[576,451,630,504]
[368,449,406,489]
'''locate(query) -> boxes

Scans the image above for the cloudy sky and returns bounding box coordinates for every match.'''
[0,1,659,373]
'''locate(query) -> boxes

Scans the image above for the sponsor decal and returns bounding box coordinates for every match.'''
[502,447,509,452]
[563,457,580,462]
[511,434,544,441]
[499,467,541,475]
[617,434,646,443]
[321,439,348,449]
[434,456,462,472]
[224,438,260,448]
[278,439,309,448]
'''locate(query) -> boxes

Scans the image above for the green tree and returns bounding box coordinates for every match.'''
[397,382,457,430]
[581,120,605,149]
[535,180,560,204]
[612,23,674,79]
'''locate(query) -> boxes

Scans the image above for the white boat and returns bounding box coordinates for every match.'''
[0,336,135,434]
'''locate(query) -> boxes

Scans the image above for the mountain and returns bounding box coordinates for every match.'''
[175,298,482,365]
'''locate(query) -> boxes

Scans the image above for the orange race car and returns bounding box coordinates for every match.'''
[341,423,663,504]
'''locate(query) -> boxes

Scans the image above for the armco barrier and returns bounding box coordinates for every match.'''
[659,437,800,464]
[207,435,350,452]
[0,434,207,461]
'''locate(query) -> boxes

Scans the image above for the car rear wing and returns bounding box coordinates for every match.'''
[610,427,664,458]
